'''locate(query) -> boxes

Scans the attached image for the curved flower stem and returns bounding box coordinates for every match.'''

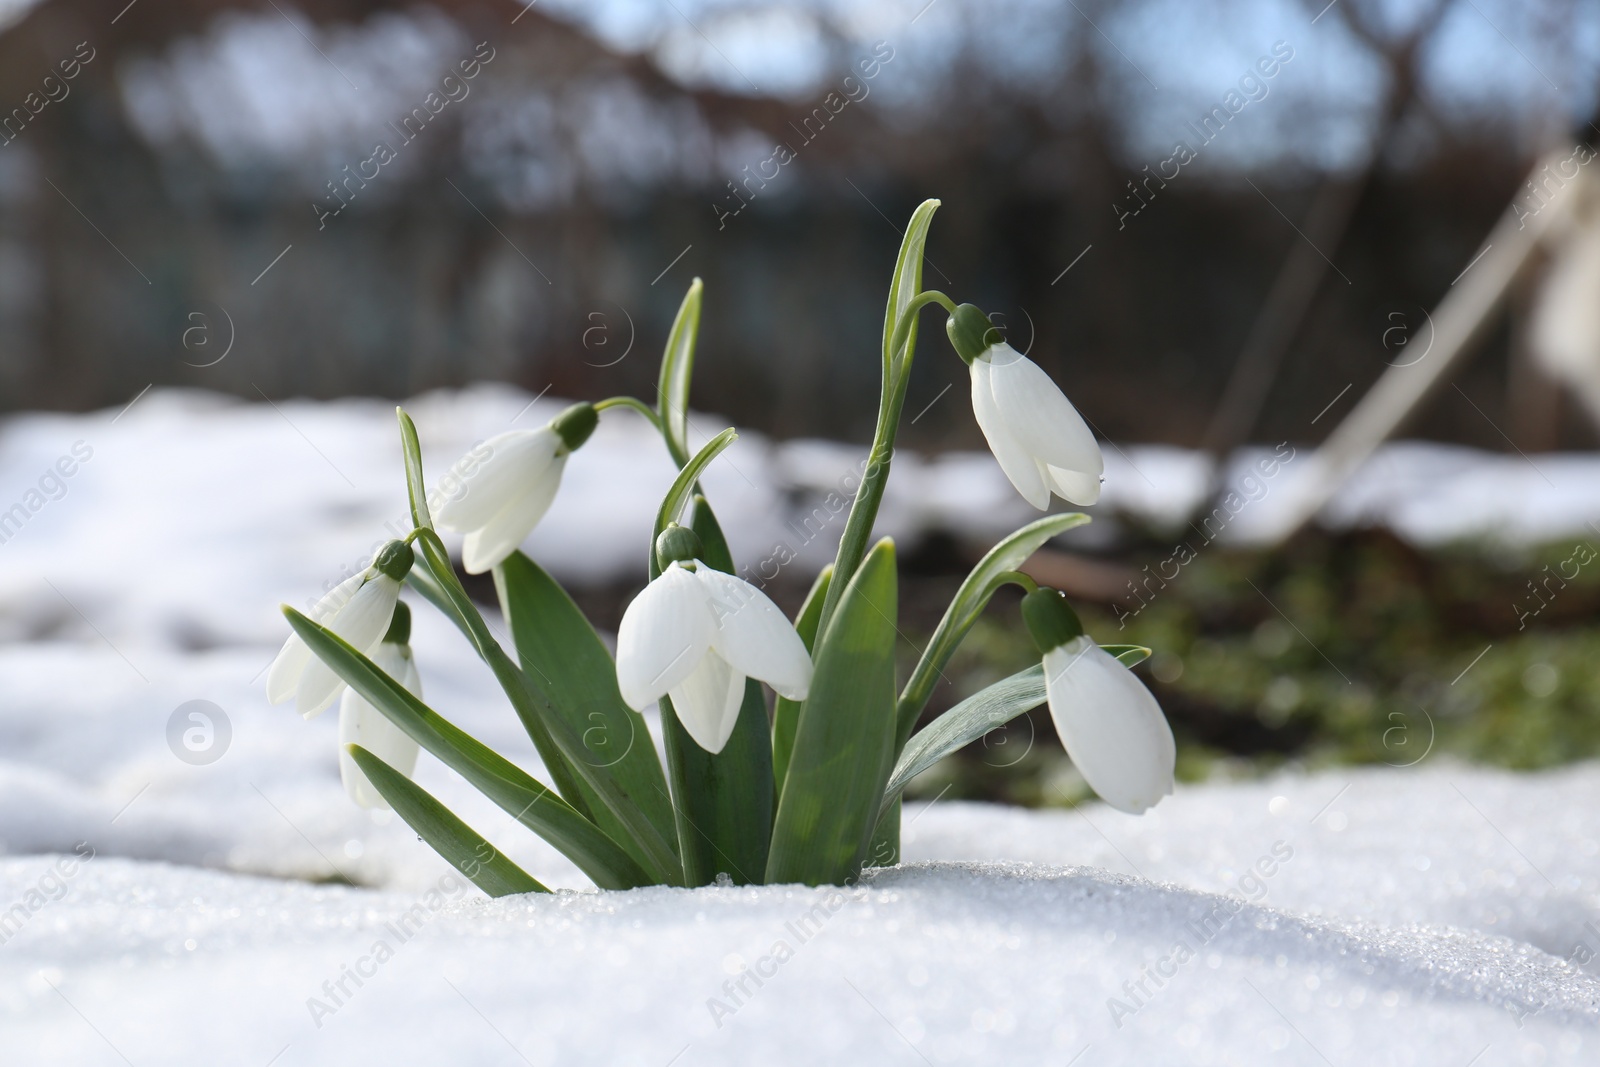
[595,395,663,430]
[817,290,956,633]
[885,291,957,378]
[995,569,1039,595]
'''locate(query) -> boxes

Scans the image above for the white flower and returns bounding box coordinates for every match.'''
[266,569,404,719]
[1043,635,1175,814]
[338,640,422,809]
[435,403,599,575]
[436,427,569,575]
[615,561,812,754]
[970,342,1104,508]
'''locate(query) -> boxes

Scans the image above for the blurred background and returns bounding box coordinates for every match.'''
[3,0,1600,818]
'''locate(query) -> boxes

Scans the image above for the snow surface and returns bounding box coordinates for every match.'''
[1,386,1598,1063]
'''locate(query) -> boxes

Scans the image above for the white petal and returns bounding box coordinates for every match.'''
[338,643,422,809]
[295,576,402,719]
[1044,463,1103,507]
[694,565,812,701]
[667,649,746,754]
[986,344,1103,504]
[972,357,1051,508]
[436,429,560,531]
[460,453,567,574]
[265,571,367,704]
[615,563,714,710]
[264,633,311,705]
[1043,637,1175,814]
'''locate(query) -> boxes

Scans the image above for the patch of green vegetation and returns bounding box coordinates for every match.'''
[904,529,1600,806]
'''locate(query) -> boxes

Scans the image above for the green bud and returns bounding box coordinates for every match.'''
[373,539,415,582]
[655,523,704,568]
[551,402,599,452]
[946,303,1003,366]
[1021,587,1084,654]
[382,600,412,645]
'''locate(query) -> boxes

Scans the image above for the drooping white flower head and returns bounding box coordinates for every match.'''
[338,602,422,810]
[435,402,598,575]
[615,526,812,754]
[266,540,413,720]
[948,303,1104,508]
[1023,588,1174,814]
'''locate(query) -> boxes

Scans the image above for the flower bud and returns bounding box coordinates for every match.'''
[946,303,1003,366]
[1021,587,1083,654]
[551,402,599,452]
[382,600,411,645]
[373,539,415,582]
[655,523,704,569]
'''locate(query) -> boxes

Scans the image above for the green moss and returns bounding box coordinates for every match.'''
[903,529,1600,806]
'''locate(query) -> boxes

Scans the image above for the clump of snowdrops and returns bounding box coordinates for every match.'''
[265,201,1175,894]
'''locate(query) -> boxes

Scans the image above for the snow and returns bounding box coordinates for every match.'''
[2,768,1596,1064]
[1,386,1597,1063]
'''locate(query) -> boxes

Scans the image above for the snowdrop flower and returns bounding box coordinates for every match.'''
[436,402,597,574]
[339,601,421,809]
[615,525,812,754]
[266,539,414,719]
[1022,588,1174,814]
[947,303,1104,508]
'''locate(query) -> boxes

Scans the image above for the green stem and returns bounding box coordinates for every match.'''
[885,291,956,377]
[892,571,1041,750]
[595,395,662,430]
[995,570,1039,594]
[817,291,954,633]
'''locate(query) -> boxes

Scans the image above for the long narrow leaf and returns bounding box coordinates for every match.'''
[406,528,683,883]
[881,199,941,373]
[409,529,592,814]
[884,664,1046,811]
[818,200,941,635]
[494,551,678,870]
[652,428,737,566]
[772,564,830,789]
[767,538,899,886]
[895,513,1090,745]
[656,279,703,467]
[285,607,655,889]
[396,407,433,531]
[348,745,547,897]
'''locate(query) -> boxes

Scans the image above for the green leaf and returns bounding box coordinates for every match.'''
[347,745,547,897]
[407,529,592,813]
[657,279,703,468]
[405,528,683,884]
[285,607,655,889]
[1101,644,1153,668]
[896,513,1090,745]
[883,664,1047,812]
[396,407,433,531]
[881,199,941,374]
[772,564,831,789]
[652,428,737,568]
[652,497,774,885]
[767,538,899,886]
[816,200,941,638]
[494,551,677,871]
